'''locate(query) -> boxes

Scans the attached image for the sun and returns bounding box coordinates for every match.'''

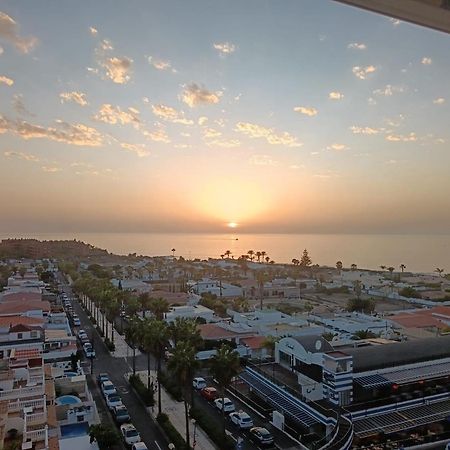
[227,222,238,229]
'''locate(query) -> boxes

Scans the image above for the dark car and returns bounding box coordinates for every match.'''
[97,373,109,385]
[249,427,274,447]
[113,405,130,423]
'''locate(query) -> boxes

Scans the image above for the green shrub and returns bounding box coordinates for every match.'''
[159,372,182,401]
[190,407,234,450]
[399,287,421,298]
[156,413,186,449]
[129,374,154,406]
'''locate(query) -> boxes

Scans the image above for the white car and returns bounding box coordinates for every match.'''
[73,317,81,326]
[106,393,122,410]
[131,443,148,450]
[101,381,116,398]
[230,411,254,429]
[214,397,235,413]
[120,424,141,446]
[83,343,95,358]
[192,377,206,390]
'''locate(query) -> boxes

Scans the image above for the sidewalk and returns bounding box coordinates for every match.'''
[134,369,218,450]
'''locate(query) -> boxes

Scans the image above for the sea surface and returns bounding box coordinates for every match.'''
[1,232,449,274]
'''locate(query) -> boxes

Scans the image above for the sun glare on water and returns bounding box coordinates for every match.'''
[227,222,238,228]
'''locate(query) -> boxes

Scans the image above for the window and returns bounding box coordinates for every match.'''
[17,333,23,340]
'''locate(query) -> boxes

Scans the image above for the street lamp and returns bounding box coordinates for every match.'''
[192,419,197,449]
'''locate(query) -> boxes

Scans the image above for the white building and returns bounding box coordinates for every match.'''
[165,305,216,323]
[189,278,243,298]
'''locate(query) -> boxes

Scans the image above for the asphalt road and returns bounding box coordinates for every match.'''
[58,275,168,450]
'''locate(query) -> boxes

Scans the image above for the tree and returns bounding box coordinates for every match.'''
[148,297,169,320]
[435,268,445,277]
[138,292,151,318]
[387,267,395,279]
[299,249,312,268]
[168,341,199,447]
[399,264,406,273]
[262,335,279,358]
[171,248,176,257]
[209,344,241,436]
[352,330,377,340]
[89,424,119,450]
[255,251,262,263]
[353,280,362,300]
[247,250,255,261]
[261,251,267,263]
[350,263,357,271]
[224,250,232,259]
[292,258,300,266]
[336,261,343,274]
[380,265,387,271]
[124,318,141,375]
[168,317,202,349]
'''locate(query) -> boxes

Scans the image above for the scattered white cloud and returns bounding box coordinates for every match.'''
[4,150,39,162]
[386,159,397,164]
[203,128,222,139]
[289,164,304,170]
[421,57,432,65]
[213,42,236,55]
[12,94,33,116]
[94,104,140,126]
[151,104,193,125]
[181,83,222,108]
[89,27,98,35]
[433,98,445,105]
[348,42,366,50]
[235,121,302,147]
[368,97,377,106]
[101,56,132,83]
[313,170,339,179]
[0,46,3,55]
[0,114,103,147]
[42,166,61,173]
[329,91,344,100]
[350,125,382,135]
[249,154,278,166]
[293,106,318,117]
[0,11,37,53]
[327,143,348,151]
[386,133,417,142]
[0,75,13,86]
[389,18,401,26]
[206,139,240,148]
[384,115,405,128]
[120,142,150,157]
[142,127,170,144]
[100,39,114,51]
[352,65,376,80]
[198,116,208,126]
[373,85,405,96]
[148,56,173,71]
[60,91,89,106]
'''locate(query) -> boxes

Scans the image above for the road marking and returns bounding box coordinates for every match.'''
[154,441,162,450]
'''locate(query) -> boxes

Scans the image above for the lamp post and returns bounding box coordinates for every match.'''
[192,419,197,449]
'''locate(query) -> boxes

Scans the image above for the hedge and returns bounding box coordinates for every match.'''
[156,413,187,450]
[190,406,234,450]
[159,371,182,402]
[129,374,154,406]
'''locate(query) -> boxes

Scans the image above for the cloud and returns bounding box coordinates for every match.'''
[389,18,401,26]
[4,150,39,162]
[249,154,278,166]
[421,57,432,65]
[101,56,132,83]
[148,56,173,71]
[0,46,3,55]
[60,91,89,106]
[327,143,348,151]
[89,27,98,36]
[368,97,377,106]
[293,106,318,117]
[350,125,382,135]
[386,133,417,142]
[120,142,150,157]
[213,42,236,55]
[0,114,103,147]
[198,116,208,126]
[289,164,304,170]
[0,75,13,86]
[42,166,61,173]
[433,97,445,105]
[373,85,405,96]
[94,104,140,126]
[235,121,302,147]
[203,128,222,139]
[12,94,33,116]
[151,104,193,125]
[352,65,377,80]
[0,11,37,53]
[142,127,170,144]
[329,91,344,100]
[181,83,222,108]
[206,139,240,148]
[348,43,366,50]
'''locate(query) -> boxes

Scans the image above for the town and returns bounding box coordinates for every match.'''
[0,239,449,450]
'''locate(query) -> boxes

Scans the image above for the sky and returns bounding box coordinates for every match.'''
[0,0,449,235]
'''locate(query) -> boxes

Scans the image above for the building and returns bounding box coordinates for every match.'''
[165,305,216,323]
[188,278,243,298]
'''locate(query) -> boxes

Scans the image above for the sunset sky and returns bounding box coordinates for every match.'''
[1,0,449,235]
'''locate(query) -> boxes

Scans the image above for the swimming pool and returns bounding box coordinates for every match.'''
[63,372,78,377]
[60,422,89,438]
[55,395,82,406]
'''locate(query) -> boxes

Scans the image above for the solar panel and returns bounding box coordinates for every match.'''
[354,373,392,388]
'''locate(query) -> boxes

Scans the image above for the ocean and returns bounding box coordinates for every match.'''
[1,232,449,274]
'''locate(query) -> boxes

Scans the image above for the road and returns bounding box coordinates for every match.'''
[58,275,168,450]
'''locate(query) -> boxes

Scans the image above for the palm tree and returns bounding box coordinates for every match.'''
[247,250,255,261]
[124,318,140,376]
[435,268,445,277]
[168,317,202,348]
[148,297,169,320]
[89,424,119,450]
[149,320,169,415]
[210,344,241,436]
[139,319,155,391]
[138,292,151,318]
[261,251,267,262]
[399,264,406,273]
[171,248,176,257]
[224,250,232,259]
[336,261,343,274]
[106,298,120,345]
[168,341,199,447]
[380,265,387,271]
[256,251,262,263]
[265,256,270,264]
[387,267,395,279]
[292,258,300,266]
[262,335,279,358]
[351,263,357,271]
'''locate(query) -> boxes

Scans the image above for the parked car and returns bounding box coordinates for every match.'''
[192,377,207,390]
[120,424,141,446]
[101,381,116,398]
[83,343,95,358]
[131,443,148,450]
[106,393,122,410]
[214,397,235,413]
[97,373,109,385]
[73,316,81,326]
[249,427,274,446]
[200,387,218,401]
[113,405,130,423]
[230,411,253,429]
